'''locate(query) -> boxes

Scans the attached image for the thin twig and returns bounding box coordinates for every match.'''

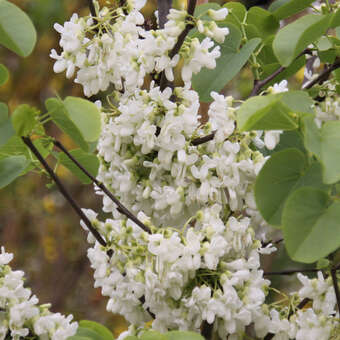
[250,49,311,97]
[53,140,151,234]
[250,66,286,97]
[304,57,340,89]
[191,131,216,146]
[87,0,97,17]
[22,136,107,247]
[331,268,340,313]
[264,268,319,276]
[159,0,197,90]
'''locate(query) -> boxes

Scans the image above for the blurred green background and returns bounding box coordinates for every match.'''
[0,0,310,336]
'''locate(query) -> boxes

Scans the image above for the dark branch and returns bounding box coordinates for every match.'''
[191,131,216,146]
[304,57,340,90]
[331,268,340,313]
[87,0,97,17]
[250,65,286,97]
[201,321,213,340]
[264,268,319,276]
[158,0,173,29]
[160,0,197,90]
[22,136,107,247]
[53,140,151,234]
[250,49,311,97]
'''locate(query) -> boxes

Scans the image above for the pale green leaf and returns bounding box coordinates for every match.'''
[0,0,37,56]
[273,14,330,66]
[283,188,340,263]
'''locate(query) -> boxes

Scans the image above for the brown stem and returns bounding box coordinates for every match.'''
[160,0,197,90]
[53,140,151,234]
[87,0,97,17]
[331,268,340,313]
[191,131,216,146]
[22,136,107,247]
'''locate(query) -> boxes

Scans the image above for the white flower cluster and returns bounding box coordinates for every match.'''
[51,1,229,96]
[83,205,272,338]
[96,86,269,230]
[0,247,78,340]
[53,1,339,339]
[255,272,339,340]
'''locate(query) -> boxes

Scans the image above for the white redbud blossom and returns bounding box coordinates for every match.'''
[0,248,78,340]
[208,8,229,21]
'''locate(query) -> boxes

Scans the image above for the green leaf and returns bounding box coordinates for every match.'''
[11,104,38,137]
[79,321,114,340]
[140,330,167,340]
[316,36,332,51]
[280,90,314,115]
[46,98,88,151]
[273,130,305,153]
[259,55,305,86]
[246,7,279,40]
[236,94,298,131]
[72,326,105,340]
[165,331,204,340]
[63,97,101,142]
[0,102,14,147]
[330,8,340,28]
[282,187,340,263]
[269,0,314,20]
[273,14,330,66]
[303,117,340,184]
[0,155,29,188]
[0,63,9,86]
[255,148,327,227]
[0,0,37,57]
[192,31,261,102]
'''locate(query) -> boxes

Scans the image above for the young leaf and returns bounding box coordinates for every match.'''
[63,97,101,142]
[192,26,260,102]
[0,63,9,86]
[78,321,114,340]
[255,148,327,227]
[0,102,14,147]
[282,187,340,263]
[11,104,38,137]
[0,155,29,188]
[273,14,330,66]
[303,117,340,184]
[268,0,314,20]
[0,0,37,57]
[46,98,88,151]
